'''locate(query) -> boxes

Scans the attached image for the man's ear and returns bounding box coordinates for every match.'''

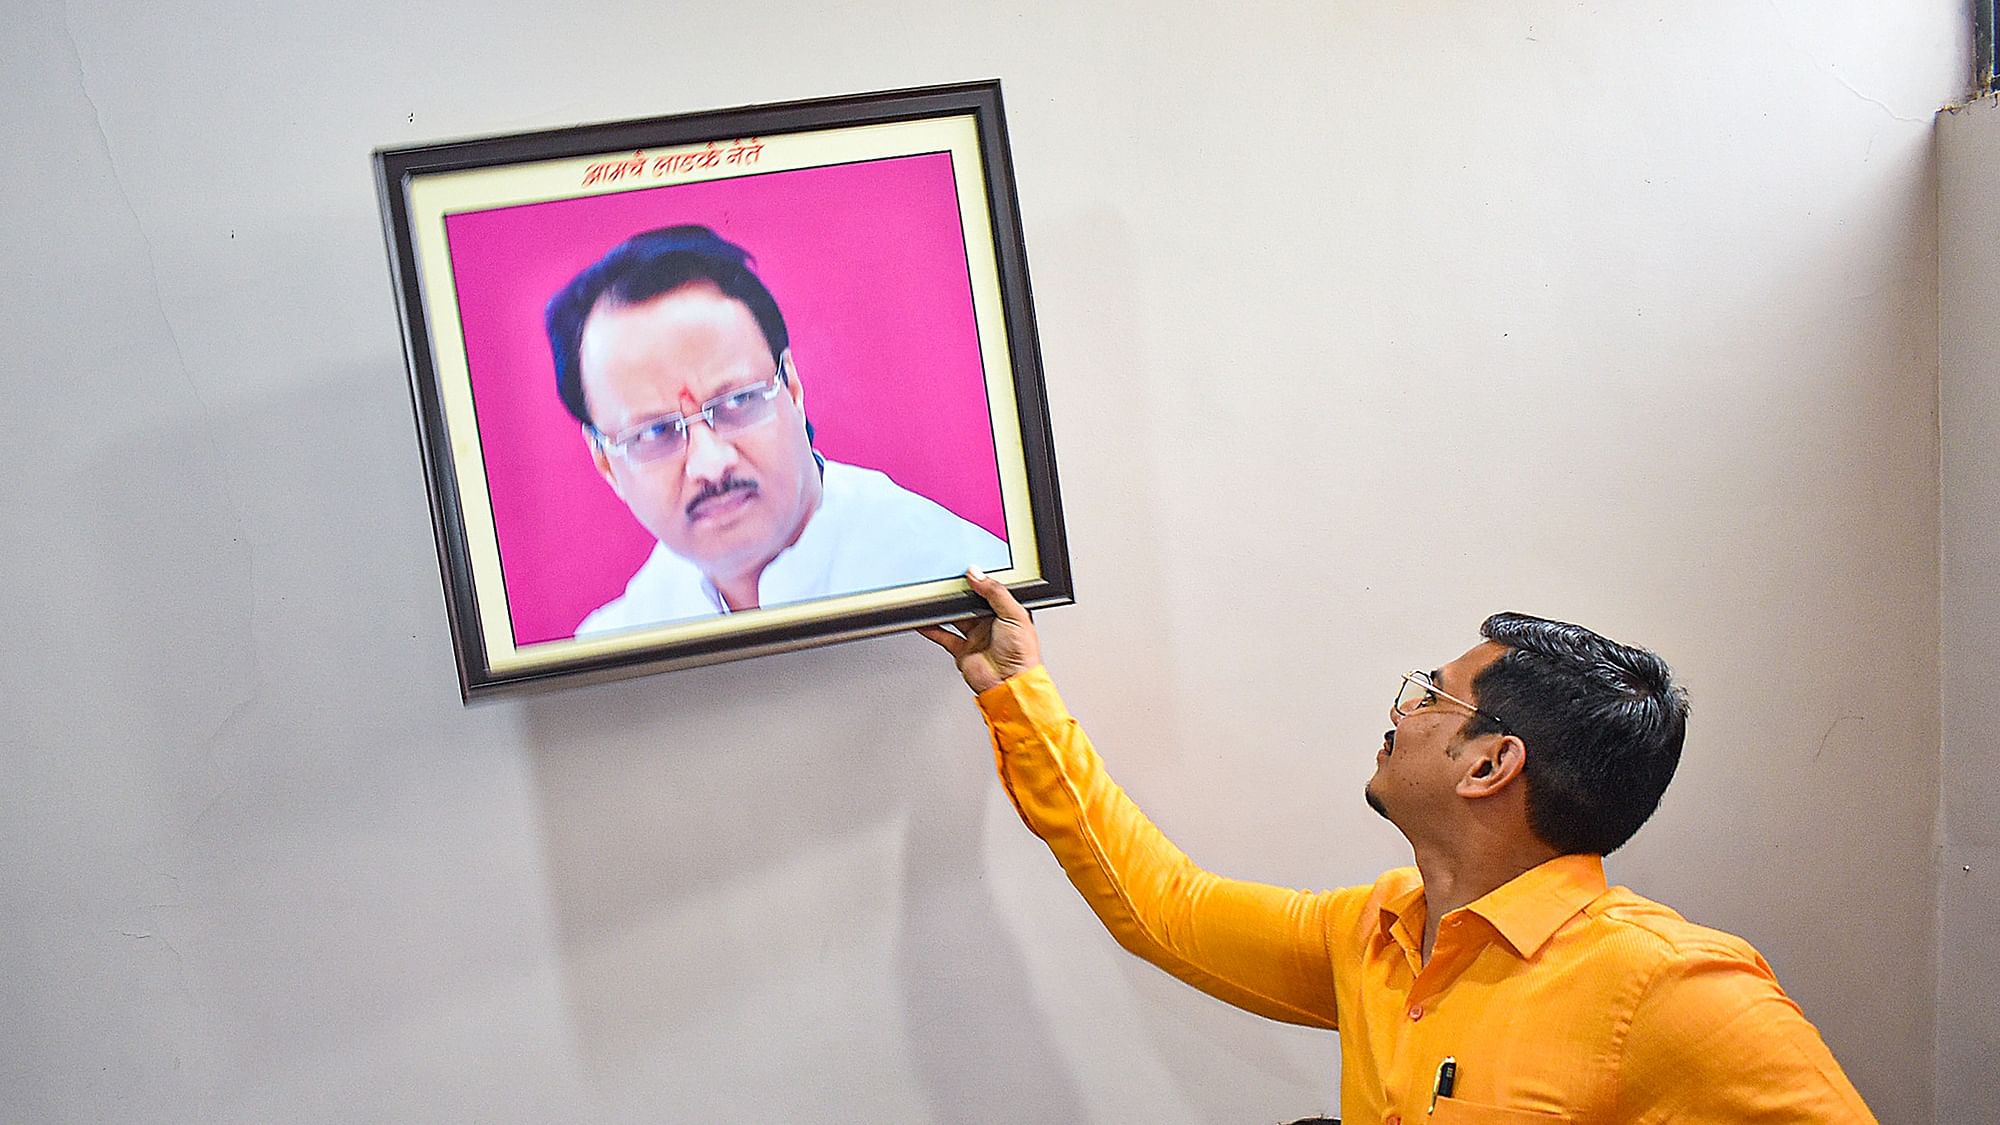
[782,349,806,404]
[584,424,622,498]
[1456,734,1526,800]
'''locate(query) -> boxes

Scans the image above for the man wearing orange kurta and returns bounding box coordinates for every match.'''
[922,571,1873,1123]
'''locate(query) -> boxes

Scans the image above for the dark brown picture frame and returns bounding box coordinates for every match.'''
[374,80,1070,699]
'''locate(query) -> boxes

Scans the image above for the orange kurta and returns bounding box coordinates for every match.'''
[978,667,1874,1124]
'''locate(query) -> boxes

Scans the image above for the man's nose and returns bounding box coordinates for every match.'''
[682,419,740,483]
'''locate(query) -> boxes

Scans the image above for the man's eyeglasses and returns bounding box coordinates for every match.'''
[1394,670,1511,734]
[591,361,789,466]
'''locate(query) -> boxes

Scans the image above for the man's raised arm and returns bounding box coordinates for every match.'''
[920,572,1349,1029]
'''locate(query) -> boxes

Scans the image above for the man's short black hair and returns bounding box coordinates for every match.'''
[545,224,790,427]
[1467,612,1689,856]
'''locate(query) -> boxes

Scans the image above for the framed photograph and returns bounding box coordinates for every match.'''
[374,80,1070,699]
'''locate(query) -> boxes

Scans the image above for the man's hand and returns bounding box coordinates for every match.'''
[918,568,1042,695]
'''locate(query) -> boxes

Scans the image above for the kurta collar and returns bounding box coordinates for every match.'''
[1377,853,1607,961]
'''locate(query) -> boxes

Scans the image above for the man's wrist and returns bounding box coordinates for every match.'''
[974,665,1065,733]
[975,663,1042,703]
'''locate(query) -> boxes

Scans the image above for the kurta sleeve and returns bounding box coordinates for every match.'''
[1614,935,1877,1123]
[977,667,1345,1029]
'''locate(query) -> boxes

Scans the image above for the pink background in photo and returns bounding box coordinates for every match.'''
[444,153,1006,646]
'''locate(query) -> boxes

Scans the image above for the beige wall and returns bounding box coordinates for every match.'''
[1936,93,2000,1125]
[0,2,1966,1121]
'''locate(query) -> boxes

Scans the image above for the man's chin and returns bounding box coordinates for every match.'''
[1363,785,1388,820]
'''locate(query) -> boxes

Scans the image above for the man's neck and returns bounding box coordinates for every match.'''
[711,543,793,610]
[1410,836,1560,964]
[715,573,761,612]
[709,474,826,612]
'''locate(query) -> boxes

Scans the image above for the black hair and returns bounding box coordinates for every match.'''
[1468,612,1688,856]
[545,224,791,428]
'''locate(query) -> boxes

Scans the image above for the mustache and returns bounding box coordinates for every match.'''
[1382,729,1396,755]
[685,475,757,518]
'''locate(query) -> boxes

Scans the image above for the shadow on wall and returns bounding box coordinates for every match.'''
[518,634,1086,1121]
[890,681,1092,1124]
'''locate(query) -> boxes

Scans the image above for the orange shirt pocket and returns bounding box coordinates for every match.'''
[1430,1097,1568,1123]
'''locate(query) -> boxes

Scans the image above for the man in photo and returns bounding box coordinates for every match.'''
[547,225,1010,637]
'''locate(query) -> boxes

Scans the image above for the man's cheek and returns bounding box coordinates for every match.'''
[631,480,682,528]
